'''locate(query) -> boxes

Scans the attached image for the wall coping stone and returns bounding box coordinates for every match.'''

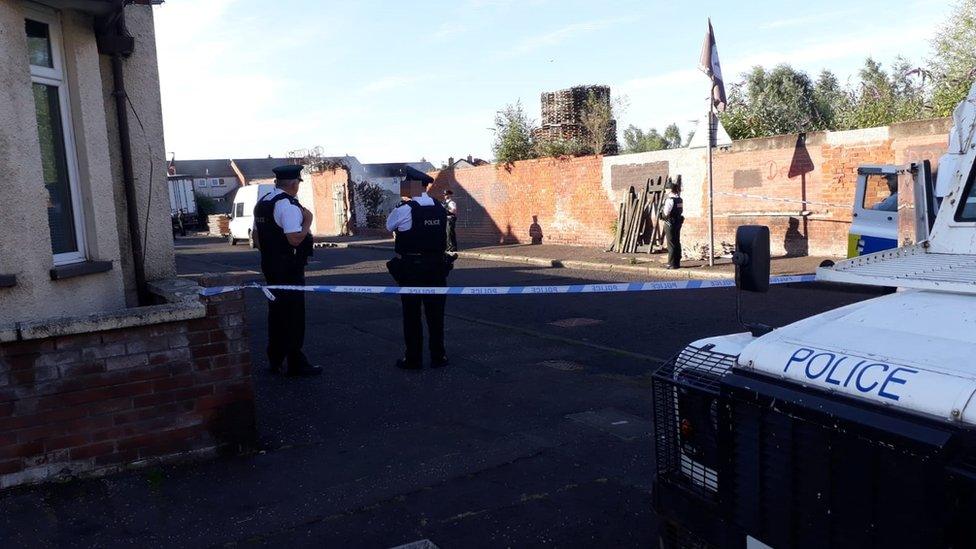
[17,301,205,341]
[147,277,204,303]
[0,323,17,343]
[4,277,206,342]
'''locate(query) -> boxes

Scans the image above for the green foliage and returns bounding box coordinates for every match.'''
[838,57,926,129]
[929,0,976,116]
[721,64,829,139]
[812,69,848,130]
[492,101,536,164]
[622,126,667,153]
[662,124,682,149]
[622,122,683,153]
[721,59,929,139]
[353,180,384,217]
[534,137,585,158]
[579,91,614,154]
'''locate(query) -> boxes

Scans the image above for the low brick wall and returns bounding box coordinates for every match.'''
[0,285,255,489]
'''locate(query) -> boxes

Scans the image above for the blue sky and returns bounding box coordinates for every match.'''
[154,0,952,165]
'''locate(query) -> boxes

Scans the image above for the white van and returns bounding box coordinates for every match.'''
[228,183,275,247]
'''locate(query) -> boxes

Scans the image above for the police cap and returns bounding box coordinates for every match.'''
[272,164,303,181]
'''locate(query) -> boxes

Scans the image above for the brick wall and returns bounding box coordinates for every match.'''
[430,156,618,247]
[310,168,344,237]
[427,118,952,257]
[0,289,255,489]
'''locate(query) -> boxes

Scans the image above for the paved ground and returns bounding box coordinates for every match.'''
[316,235,836,278]
[0,237,879,548]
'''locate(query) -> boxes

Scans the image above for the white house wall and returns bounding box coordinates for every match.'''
[0,2,173,325]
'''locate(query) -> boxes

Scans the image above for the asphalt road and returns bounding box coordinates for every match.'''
[0,237,880,548]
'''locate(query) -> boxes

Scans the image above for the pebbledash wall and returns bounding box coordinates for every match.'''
[428,118,952,257]
[0,2,255,490]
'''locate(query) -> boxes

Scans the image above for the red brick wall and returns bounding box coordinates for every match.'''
[0,291,255,489]
[310,168,348,237]
[430,156,617,247]
[427,118,952,257]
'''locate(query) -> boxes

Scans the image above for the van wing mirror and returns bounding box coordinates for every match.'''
[733,225,770,293]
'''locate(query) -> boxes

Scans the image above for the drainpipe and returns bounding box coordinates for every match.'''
[96,1,150,304]
[111,53,149,304]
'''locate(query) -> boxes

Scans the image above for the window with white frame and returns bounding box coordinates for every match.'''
[25,7,86,265]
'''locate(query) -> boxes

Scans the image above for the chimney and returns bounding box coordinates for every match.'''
[467,154,472,163]
[448,156,454,167]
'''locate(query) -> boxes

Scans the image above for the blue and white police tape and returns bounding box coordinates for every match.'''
[199,274,817,301]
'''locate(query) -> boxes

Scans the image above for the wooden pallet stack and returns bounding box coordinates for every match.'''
[536,85,619,154]
[608,175,680,254]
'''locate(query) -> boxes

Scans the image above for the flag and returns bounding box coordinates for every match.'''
[698,18,727,112]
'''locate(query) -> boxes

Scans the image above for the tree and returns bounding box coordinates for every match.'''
[838,57,926,129]
[720,64,829,139]
[663,123,683,149]
[621,123,684,153]
[534,137,585,158]
[579,91,615,154]
[622,126,666,153]
[929,0,976,116]
[812,70,848,130]
[492,101,536,164]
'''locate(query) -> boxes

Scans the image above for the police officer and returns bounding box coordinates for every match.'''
[385,167,451,370]
[443,189,459,252]
[661,179,684,269]
[252,164,321,376]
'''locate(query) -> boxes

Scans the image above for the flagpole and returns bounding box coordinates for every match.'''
[707,99,715,267]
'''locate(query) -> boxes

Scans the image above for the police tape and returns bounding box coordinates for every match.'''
[198,274,817,300]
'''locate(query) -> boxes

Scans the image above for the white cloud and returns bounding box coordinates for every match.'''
[155,1,314,159]
[499,17,627,58]
[362,76,421,94]
[759,9,859,30]
[432,21,467,41]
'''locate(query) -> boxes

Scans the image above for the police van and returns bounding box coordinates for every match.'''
[651,83,976,548]
[846,162,939,257]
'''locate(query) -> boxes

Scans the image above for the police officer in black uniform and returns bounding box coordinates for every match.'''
[661,179,684,269]
[385,167,452,370]
[253,164,321,376]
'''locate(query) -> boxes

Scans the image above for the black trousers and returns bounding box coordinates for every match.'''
[396,259,447,365]
[263,257,308,369]
[665,220,682,267]
[446,215,458,252]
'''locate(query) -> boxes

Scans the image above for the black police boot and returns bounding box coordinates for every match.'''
[431,356,450,368]
[396,358,422,370]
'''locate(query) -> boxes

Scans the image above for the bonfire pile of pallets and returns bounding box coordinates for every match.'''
[533,85,619,154]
